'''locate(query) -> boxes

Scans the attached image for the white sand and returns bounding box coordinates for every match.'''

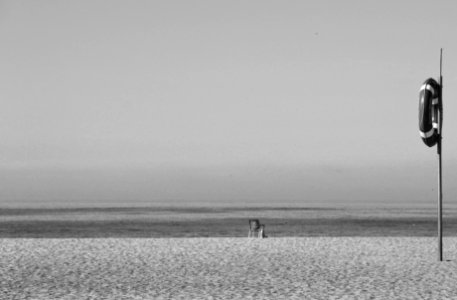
[1,238,457,299]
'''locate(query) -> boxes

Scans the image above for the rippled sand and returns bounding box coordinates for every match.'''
[1,238,457,299]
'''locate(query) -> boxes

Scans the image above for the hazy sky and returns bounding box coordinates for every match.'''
[1,0,457,206]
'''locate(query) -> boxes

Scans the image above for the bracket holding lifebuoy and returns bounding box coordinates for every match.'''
[419,78,442,147]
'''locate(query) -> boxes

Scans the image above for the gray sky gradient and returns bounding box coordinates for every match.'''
[1,0,457,207]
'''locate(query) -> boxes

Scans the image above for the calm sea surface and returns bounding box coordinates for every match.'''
[1,205,457,237]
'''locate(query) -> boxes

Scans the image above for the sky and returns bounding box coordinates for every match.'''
[1,0,457,207]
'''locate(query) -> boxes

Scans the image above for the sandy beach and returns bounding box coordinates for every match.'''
[2,237,457,299]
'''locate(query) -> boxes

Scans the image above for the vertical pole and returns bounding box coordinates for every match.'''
[438,48,443,262]
[438,135,442,261]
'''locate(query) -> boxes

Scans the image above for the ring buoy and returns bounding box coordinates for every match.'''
[419,78,441,147]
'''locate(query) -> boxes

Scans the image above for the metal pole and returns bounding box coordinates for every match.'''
[438,133,442,261]
[438,48,443,262]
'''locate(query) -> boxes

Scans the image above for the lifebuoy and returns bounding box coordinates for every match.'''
[419,78,441,147]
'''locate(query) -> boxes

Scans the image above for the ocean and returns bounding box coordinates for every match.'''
[2,205,457,237]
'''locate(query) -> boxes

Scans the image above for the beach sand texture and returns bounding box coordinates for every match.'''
[2,238,457,299]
